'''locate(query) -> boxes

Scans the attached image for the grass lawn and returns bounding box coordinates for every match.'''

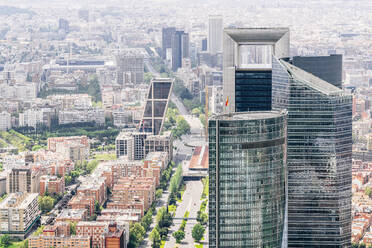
[195,244,203,248]
[93,152,116,161]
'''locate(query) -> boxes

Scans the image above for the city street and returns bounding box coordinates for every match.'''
[165,180,203,248]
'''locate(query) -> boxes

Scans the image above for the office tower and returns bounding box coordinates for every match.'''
[171,31,189,72]
[6,167,40,194]
[272,59,352,247]
[162,27,176,59]
[208,15,223,54]
[116,50,144,85]
[141,78,173,135]
[292,54,343,89]
[223,28,290,113]
[208,111,287,248]
[0,192,39,238]
[202,38,208,51]
[58,18,69,33]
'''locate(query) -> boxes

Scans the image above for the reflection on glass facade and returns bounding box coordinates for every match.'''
[272,59,352,248]
[235,70,272,112]
[209,111,287,248]
[141,78,173,135]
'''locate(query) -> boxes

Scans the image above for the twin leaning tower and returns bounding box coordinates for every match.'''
[208,28,352,248]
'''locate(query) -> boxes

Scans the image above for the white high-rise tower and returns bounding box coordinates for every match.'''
[208,15,223,54]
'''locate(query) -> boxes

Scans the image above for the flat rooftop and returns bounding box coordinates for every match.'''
[210,110,286,121]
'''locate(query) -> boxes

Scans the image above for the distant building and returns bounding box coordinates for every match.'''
[292,54,343,89]
[0,192,39,239]
[144,131,173,161]
[19,109,43,128]
[58,18,69,33]
[202,38,208,51]
[78,9,89,22]
[58,107,105,125]
[208,15,223,54]
[0,111,11,131]
[172,31,189,72]
[116,50,144,85]
[6,167,40,194]
[141,78,173,135]
[162,27,176,59]
[116,131,173,161]
[115,132,147,160]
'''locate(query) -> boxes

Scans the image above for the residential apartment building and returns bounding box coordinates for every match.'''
[58,107,105,125]
[6,167,40,194]
[39,175,65,196]
[76,221,109,248]
[0,111,11,131]
[0,192,39,238]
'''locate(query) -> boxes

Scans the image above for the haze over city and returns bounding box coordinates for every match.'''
[0,0,371,248]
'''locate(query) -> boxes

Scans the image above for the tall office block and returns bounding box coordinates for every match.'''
[292,54,343,89]
[162,27,176,59]
[58,18,69,33]
[171,31,189,72]
[141,78,173,135]
[116,50,144,85]
[7,167,40,194]
[209,111,287,248]
[208,15,223,54]
[223,28,290,113]
[272,59,352,247]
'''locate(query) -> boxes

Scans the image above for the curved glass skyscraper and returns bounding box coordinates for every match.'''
[208,111,287,248]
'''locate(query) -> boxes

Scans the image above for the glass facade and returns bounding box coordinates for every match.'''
[209,111,287,248]
[272,59,352,247]
[235,69,272,112]
[141,79,173,135]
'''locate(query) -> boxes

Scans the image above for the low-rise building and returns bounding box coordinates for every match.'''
[55,209,88,223]
[68,193,95,217]
[76,221,109,248]
[39,175,65,196]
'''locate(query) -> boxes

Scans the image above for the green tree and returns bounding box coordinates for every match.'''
[365,186,371,198]
[173,230,185,243]
[128,223,146,248]
[197,211,208,225]
[155,189,163,199]
[0,234,11,247]
[192,224,205,243]
[150,228,161,248]
[359,243,366,248]
[94,201,101,215]
[69,221,76,235]
[38,196,55,213]
[144,72,153,84]
[86,160,99,174]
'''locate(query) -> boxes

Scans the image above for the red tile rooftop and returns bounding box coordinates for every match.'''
[189,146,208,170]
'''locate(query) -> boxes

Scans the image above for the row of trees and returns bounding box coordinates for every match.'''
[351,243,372,248]
[150,206,173,248]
